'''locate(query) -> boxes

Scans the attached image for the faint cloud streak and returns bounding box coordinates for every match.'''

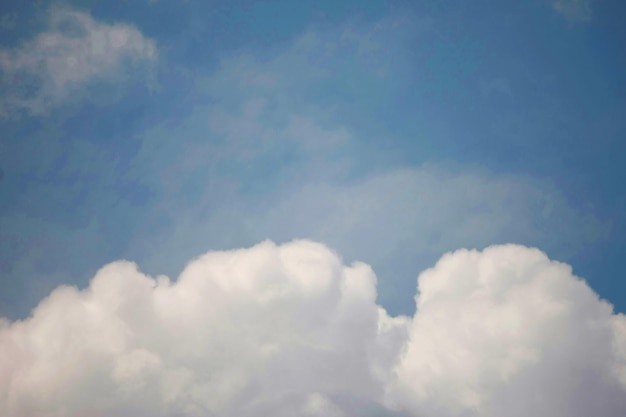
[0,7,157,117]
[551,0,592,21]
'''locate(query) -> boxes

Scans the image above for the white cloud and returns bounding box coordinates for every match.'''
[0,240,408,417]
[551,0,592,21]
[1,240,625,417]
[0,7,157,116]
[388,244,626,416]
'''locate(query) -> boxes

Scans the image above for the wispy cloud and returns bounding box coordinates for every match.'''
[125,22,611,309]
[133,162,609,315]
[0,7,157,117]
[551,0,593,21]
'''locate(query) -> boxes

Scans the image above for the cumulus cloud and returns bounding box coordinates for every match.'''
[0,240,407,417]
[0,7,157,116]
[551,0,592,21]
[389,245,626,416]
[1,240,625,417]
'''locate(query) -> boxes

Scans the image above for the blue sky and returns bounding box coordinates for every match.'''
[3,2,626,417]
[0,0,625,322]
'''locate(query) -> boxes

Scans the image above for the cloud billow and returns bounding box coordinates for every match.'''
[1,240,625,417]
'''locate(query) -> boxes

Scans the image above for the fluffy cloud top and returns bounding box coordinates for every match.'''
[0,241,407,417]
[391,245,626,416]
[1,240,625,417]
[0,8,156,116]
